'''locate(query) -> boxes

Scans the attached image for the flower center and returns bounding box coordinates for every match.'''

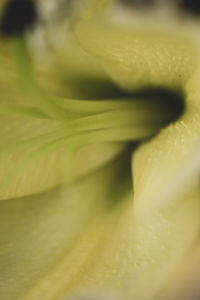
[0,0,186,189]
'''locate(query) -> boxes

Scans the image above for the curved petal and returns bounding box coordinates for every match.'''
[74,21,196,91]
[0,150,132,300]
[74,19,200,299]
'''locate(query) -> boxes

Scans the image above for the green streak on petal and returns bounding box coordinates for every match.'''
[13,37,77,121]
[0,104,47,118]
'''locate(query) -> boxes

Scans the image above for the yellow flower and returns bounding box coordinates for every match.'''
[0,1,200,299]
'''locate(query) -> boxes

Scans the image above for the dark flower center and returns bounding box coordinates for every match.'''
[0,0,38,37]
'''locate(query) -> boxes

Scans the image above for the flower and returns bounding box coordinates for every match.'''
[0,0,200,300]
